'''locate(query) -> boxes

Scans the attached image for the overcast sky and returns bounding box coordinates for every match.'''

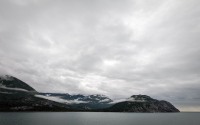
[0,0,200,111]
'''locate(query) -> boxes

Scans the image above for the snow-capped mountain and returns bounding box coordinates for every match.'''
[37,93,113,109]
[38,93,112,104]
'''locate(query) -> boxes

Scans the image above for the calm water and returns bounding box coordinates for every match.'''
[0,112,199,125]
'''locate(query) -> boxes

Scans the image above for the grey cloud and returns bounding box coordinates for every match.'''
[0,0,200,111]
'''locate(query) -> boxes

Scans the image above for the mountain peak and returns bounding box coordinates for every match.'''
[0,75,14,81]
[126,95,156,102]
[107,95,179,112]
[0,75,36,92]
[131,95,153,99]
[0,76,180,112]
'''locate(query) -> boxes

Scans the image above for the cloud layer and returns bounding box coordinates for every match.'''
[0,0,200,111]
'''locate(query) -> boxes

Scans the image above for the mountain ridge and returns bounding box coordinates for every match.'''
[0,75,180,112]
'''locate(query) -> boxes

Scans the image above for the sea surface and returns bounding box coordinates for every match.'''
[0,112,199,125]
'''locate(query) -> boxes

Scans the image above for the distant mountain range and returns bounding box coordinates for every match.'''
[0,75,179,112]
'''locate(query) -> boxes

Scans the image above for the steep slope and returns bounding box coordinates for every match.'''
[0,75,36,92]
[0,75,72,111]
[106,95,179,112]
